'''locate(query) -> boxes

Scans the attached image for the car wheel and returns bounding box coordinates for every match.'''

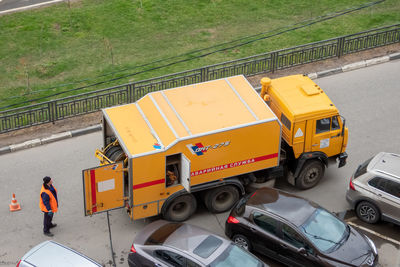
[356,201,380,224]
[232,234,252,251]
[204,186,239,213]
[296,160,325,190]
[163,194,197,222]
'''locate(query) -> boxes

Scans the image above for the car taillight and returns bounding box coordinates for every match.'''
[349,178,356,191]
[227,216,239,224]
[130,244,137,253]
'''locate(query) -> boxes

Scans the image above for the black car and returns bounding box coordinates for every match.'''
[225,187,378,267]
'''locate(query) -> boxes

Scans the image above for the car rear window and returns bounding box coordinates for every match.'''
[354,157,373,178]
[193,235,223,258]
[145,223,183,245]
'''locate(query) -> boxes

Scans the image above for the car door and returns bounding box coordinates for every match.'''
[277,223,322,267]
[369,177,400,223]
[382,179,400,223]
[248,211,281,259]
[311,116,342,157]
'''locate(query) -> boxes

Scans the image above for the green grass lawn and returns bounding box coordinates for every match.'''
[0,0,399,108]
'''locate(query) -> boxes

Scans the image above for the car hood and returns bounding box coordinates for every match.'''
[327,226,375,266]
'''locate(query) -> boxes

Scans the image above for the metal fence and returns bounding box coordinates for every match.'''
[1,24,399,133]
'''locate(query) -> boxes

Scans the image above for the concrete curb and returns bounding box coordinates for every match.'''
[308,52,399,79]
[1,52,399,155]
[1,124,101,155]
[71,124,102,137]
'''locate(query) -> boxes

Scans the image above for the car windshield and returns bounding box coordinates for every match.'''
[300,208,348,253]
[209,244,263,267]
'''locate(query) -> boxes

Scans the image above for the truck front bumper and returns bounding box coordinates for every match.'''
[338,152,348,168]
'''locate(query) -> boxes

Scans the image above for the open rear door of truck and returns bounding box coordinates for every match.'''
[181,154,191,193]
[82,162,125,216]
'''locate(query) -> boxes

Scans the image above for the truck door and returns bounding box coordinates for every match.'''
[82,162,125,216]
[181,154,191,193]
[311,116,342,157]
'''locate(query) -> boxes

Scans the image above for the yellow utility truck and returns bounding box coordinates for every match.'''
[82,74,348,221]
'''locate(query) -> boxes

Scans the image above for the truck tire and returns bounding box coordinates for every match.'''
[163,194,197,222]
[204,186,239,213]
[295,160,325,190]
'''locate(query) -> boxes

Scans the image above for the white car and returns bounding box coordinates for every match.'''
[17,240,102,267]
[346,152,400,225]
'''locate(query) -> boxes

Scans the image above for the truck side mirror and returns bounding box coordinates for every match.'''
[341,116,346,136]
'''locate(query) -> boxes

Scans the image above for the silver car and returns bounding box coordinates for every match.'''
[17,240,102,267]
[128,220,268,267]
[346,152,400,225]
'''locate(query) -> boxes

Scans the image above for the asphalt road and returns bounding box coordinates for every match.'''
[0,60,400,267]
[0,0,64,15]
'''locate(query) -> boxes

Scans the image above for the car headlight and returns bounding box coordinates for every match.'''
[365,235,377,255]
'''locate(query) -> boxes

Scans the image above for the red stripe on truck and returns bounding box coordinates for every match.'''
[90,169,97,213]
[190,153,279,177]
[131,153,278,189]
[133,179,164,190]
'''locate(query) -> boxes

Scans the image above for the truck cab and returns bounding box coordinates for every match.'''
[261,75,348,189]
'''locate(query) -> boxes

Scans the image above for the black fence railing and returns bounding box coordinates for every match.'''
[1,24,399,133]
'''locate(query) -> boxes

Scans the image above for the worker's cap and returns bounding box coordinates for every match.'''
[43,176,51,184]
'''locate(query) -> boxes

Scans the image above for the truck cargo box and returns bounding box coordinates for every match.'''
[84,75,281,219]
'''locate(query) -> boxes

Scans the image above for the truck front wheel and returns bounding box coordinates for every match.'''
[163,194,197,222]
[295,160,325,190]
[204,186,239,213]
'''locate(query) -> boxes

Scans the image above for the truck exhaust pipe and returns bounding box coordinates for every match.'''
[260,77,271,102]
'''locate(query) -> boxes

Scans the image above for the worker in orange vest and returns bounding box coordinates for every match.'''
[39,176,58,237]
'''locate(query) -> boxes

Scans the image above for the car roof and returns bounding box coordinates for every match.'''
[246,187,318,226]
[137,220,230,264]
[162,223,218,251]
[20,241,102,267]
[370,152,400,180]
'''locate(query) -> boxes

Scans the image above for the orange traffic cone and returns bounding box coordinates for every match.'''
[9,193,21,212]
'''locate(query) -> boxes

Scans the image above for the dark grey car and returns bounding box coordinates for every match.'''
[225,187,378,267]
[128,220,267,267]
[346,152,400,225]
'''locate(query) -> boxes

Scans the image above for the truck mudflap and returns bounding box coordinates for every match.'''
[82,162,126,216]
[338,152,348,168]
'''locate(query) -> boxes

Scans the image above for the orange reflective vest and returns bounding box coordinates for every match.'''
[39,185,58,213]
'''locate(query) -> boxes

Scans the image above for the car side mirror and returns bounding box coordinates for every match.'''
[297,247,307,255]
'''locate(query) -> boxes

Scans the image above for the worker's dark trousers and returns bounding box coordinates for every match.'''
[43,212,53,233]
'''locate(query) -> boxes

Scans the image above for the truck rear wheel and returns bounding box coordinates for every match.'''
[295,160,325,190]
[163,194,197,222]
[204,186,239,213]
